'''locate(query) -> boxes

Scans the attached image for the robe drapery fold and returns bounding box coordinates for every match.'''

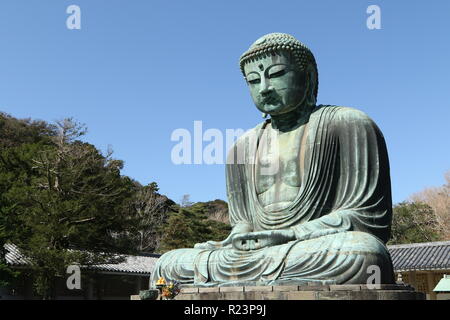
[227,105,392,243]
[151,105,395,286]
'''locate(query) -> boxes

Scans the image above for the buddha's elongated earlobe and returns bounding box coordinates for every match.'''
[262,113,268,118]
[306,86,316,106]
[305,65,317,106]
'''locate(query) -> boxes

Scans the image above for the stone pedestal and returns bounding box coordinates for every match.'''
[174,284,425,300]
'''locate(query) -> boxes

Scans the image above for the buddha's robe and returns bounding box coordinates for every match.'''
[152,106,395,286]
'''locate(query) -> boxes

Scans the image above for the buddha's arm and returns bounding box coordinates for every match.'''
[290,207,392,243]
[229,210,370,250]
[229,218,353,251]
[231,229,296,251]
[290,210,354,241]
[290,107,392,243]
[194,222,253,249]
[194,129,260,250]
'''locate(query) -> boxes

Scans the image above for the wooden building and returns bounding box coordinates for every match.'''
[388,241,450,300]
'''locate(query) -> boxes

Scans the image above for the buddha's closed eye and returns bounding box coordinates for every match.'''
[246,73,261,85]
[267,65,287,78]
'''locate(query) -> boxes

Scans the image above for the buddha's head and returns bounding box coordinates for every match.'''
[240,33,318,117]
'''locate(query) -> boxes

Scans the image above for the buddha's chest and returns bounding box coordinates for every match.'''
[255,126,307,194]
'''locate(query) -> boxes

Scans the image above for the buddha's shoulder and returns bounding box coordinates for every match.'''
[313,105,375,124]
[226,124,264,160]
[234,122,267,143]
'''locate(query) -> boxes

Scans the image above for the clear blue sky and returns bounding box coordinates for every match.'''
[1,0,449,205]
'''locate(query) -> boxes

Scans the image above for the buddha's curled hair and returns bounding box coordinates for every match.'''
[239,33,319,100]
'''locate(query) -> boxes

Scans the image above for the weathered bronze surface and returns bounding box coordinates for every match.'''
[151,33,395,287]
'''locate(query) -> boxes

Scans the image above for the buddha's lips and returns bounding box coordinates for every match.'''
[262,96,279,105]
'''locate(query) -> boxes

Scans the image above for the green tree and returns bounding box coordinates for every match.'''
[158,202,231,253]
[124,182,175,253]
[389,201,440,245]
[195,199,229,224]
[0,225,18,287]
[0,112,55,148]
[0,113,55,287]
[411,171,450,240]
[0,116,137,298]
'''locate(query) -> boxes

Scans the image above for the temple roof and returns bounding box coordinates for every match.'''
[387,241,450,272]
[4,243,160,276]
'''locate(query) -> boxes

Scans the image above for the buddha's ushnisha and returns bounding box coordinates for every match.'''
[151,33,395,286]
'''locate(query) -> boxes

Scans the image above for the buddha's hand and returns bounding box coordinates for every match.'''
[231,229,296,251]
[194,223,253,250]
[193,237,231,250]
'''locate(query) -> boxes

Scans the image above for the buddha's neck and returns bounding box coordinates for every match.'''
[270,104,314,132]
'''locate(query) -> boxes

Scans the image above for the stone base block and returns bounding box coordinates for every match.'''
[174,284,425,300]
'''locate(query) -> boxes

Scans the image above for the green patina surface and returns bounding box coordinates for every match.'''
[151,33,395,287]
[139,289,159,300]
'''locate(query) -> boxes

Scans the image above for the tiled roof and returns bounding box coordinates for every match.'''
[388,241,450,271]
[4,243,30,266]
[4,243,160,275]
[86,254,160,275]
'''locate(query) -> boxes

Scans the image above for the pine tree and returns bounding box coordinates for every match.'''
[0,115,137,298]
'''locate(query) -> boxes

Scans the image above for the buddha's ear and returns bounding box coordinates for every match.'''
[305,63,317,106]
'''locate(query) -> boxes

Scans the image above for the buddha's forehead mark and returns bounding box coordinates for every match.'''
[257,55,279,71]
[246,54,284,74]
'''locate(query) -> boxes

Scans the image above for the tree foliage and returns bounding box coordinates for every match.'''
[410,171,450,241]
[124,182,175,253]
[0,114,137,298]
[389,201,440,245]
[0,113,55,288]
[194,199,229,224]
[158,201,231,253]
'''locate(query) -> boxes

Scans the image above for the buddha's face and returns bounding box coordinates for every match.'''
[244,52,307,116]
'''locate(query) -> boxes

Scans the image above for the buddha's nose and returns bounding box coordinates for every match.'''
[259,84,274,96]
